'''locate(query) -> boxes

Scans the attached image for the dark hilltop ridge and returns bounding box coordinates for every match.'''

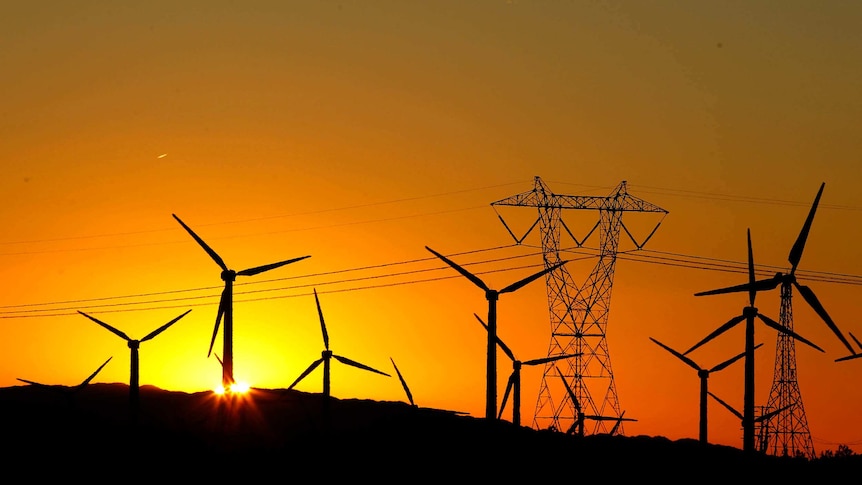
[1,383,857,480]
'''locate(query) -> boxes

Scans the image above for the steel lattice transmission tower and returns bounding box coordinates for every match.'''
[491,177,667,435]
[760,285,816,458]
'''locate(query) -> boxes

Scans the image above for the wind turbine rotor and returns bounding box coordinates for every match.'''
[425,246,489,292]
[313,289,330,350]
[288,359,324,390]
[788,182,824,274]
[390,357,415,406]
[172,214,228,272]
[141,309,191,343]
[684,314,746,355]
[236,255,311,277]
[208,288,228,357]
[474,313,515,362]
[78,311,131,342]
[498,260,568,295]
[332,354,390,377]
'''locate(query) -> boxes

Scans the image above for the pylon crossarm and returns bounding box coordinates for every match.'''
[620,215,665,250]
[561,217,599,247]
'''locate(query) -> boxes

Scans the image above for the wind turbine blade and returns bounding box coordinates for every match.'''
[708,343,763,373]
[141,309,192,342]
[499,260,568,294]
[474,313,515,362]
[16,378,49,388]
[650,337,702,372]
[390,357,415,406]
[208,289,227,357]
[835,352,862,363]
[788,182,824,274]
[236,255,311,277]
[793,281,855,354]
[523,353,579,367]
[313,289,329,350]
[498,376,515,420]
[756,403,794,423]
[609,413,624,436]
[707,391,743,420]
[425,246,488,291]
[693,277,780,297]
[78,356,113,388]
[79,311,131,342]
[747,228,756,306]
[287,359,323,390]
[172,214,228,272]
[555,365,580,413]
[332,354,391,377]
[684,314,746,355]
[756,313,824,353]
[851,332,862,351]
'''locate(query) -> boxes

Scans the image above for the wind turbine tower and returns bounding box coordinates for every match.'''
[491,176,667,435]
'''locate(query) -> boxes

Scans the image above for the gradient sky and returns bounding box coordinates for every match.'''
[2,1,861,453]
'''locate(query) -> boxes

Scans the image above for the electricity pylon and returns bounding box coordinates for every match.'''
[491,177,667,435]
[760,286,815,458]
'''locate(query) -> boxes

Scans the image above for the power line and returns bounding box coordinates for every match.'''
[2,243,860,320]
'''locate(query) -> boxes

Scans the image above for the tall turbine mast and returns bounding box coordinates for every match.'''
[491,176,667,435]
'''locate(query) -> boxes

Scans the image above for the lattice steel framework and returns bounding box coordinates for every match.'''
[491,177,667,435]
[760,282,816,458]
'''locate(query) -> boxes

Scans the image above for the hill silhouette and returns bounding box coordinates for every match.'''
[1,383,857,480]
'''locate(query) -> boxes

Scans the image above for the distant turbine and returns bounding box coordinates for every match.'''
[288,289,390,399]
[79,309,191,420]
[390,357,416,407]
[685,229,823,453]
[475,313,579,427]
[17,356,113,397]
[426,245,567,420]
[650,337,761,445]
[556,366,636,436]
[173,213,310,389]
[708,391,794,451]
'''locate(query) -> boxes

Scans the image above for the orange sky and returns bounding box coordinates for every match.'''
[2,1,861,454]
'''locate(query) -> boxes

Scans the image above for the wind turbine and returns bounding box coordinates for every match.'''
[474,313,579,427]
[173,213,311,389]
[650,337,761,445]
[17,356,113,396]
[684,229,824,453]
[836,332,862,362]
[390,357,415,407]
[691,183,854,354]
[79,309,191,420]
[707,391,794,451]
[426,245,567,420]
[287,289,390,399]
[556,366,636,436]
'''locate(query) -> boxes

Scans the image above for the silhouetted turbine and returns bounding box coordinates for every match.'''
[79,309,191,418]
[173,213,310,389]
[426,245,567,420]
[475,313,579,426]
[390,357,415,407]
[650,337,761,445]
[836,332,862,362]
[17,356,113,396]
[708,391,795,451]
[685,229,823,453]
[556,366,636,436]
[694,183,854,355]
[288,289,390,399]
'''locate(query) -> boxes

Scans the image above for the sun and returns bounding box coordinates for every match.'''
[213,380,251,395]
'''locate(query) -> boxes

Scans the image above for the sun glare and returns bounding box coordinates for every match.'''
[214,381,251,395]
